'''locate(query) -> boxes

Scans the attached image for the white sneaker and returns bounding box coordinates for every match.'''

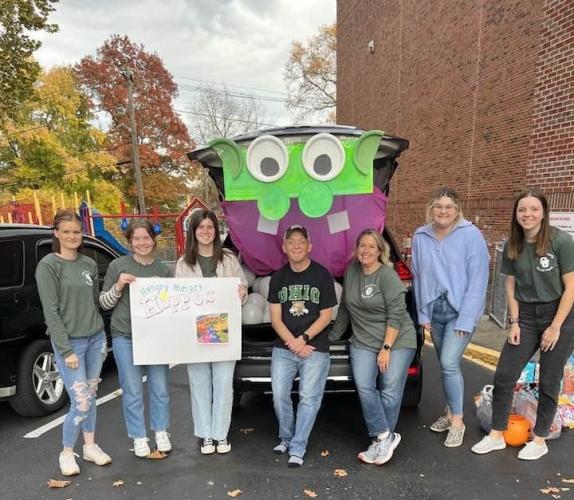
[82,444,112,465]
[59,451,80,476]
[201,438,215,455]
[155,431,172,453]
[134,437,151,458]
[217,438,231,454]
[471,435,506,455]
[518,440,548,461]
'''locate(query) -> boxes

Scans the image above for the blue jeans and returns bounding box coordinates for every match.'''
[430,296,474,416]
[112,336,170,439]
[271,347,330,458]
[187,360,235,441]
[52,331,107,449]
[350,344,415,436]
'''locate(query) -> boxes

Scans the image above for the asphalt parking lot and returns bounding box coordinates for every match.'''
[0,346,572,500]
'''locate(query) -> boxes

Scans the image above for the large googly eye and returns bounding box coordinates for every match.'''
[301,133,345,181]
[246,135,289,183]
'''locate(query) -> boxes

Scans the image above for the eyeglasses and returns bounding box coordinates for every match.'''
[432,204,457,211]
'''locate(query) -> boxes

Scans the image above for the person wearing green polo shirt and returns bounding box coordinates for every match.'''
[472,190,574,460]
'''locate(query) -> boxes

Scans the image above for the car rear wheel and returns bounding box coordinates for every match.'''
[9,340,67,417]
[401,364,423,408]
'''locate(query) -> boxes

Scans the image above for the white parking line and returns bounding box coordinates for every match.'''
[22,368,171,440]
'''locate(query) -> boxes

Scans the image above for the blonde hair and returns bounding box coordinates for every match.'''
[353,229,391,266]
[425,186,464,225]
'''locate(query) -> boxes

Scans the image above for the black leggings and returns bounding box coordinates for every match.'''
[492,300,574,437]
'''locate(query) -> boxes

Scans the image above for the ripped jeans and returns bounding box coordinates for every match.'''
[52,331,107,448]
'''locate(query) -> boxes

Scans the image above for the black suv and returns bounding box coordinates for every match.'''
[0,225,119,416]
[189,125,424,407]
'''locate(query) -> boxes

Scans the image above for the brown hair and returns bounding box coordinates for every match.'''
[506,189,551,260]
[425,186,464,225]
[52,209,83,253]
[353,229,391,266]
[183,209,225,267]
[124,219,157,248]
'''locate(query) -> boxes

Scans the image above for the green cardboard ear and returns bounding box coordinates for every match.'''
[209,138,242,178]
[353,130,385,175]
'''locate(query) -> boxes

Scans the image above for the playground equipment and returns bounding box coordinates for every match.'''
[1,191,216,259]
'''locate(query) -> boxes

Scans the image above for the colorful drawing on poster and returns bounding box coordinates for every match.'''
[196,313,229,345]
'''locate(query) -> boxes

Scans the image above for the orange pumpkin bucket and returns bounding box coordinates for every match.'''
[503,414,530,446]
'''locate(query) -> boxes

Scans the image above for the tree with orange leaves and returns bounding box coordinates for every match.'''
[75,35,198,210]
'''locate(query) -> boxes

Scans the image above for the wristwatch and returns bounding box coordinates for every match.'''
[382,343,391,351]
[508,317,519,325]
[302,333,310,343]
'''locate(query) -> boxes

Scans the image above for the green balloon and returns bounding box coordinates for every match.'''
[257,186,290,221]
[298,181,333,218]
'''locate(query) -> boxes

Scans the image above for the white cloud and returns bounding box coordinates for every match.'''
[35,0,335,130]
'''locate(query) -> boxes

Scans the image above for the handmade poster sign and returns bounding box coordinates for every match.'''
[130,277,242,365]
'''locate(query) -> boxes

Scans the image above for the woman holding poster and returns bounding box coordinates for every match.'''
[100,220,172,458]
[175,209,247,455]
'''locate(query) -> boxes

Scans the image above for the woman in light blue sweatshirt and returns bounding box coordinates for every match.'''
[411,187,489,448]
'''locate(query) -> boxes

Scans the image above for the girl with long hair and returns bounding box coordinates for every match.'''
[472,190,574,460]
[175,209,247,455]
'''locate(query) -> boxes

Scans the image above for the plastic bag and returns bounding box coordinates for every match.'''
[512,386,562,440]
[474,384,494,433]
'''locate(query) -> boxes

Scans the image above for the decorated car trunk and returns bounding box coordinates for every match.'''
[188,125,423,407]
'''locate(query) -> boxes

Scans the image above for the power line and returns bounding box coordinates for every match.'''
[174,108,279,128]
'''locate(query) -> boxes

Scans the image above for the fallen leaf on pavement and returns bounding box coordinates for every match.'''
[113,480,124,487]
[227,489,242,497]
[320,450,329,457]
[146,450,168,459]
[541,487,561,494]
[562,479,574,484]
[561,488,570,492]
[551,495,561,499]
[333,469,347,477]
[239,428,255,434]
[46,479,71,488]
[304,489,318,498]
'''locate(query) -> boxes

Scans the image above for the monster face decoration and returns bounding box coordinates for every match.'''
[210,130,385,221]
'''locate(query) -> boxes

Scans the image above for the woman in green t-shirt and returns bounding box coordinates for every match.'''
[472,190,574,460]
[100,219,172,458]
[36,209,111,476]
[331,229,417,466]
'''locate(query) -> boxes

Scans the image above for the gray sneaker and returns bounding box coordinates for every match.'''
[374,433,401,466]
[273,441,289,454]
[430,415,451,433]
[471,435,506,454]
[444,424,465,447]
[357,439,381,464]
[517,441,548,461]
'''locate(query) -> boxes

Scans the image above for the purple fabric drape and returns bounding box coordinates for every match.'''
[222,187,388,278]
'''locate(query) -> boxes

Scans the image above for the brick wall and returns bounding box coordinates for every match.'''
[337,0,573,254]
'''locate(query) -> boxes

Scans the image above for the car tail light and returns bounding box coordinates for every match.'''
[407,366,419,376]
[394,260,413,281]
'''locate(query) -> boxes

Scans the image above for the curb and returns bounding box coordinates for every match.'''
[424,332,500,367]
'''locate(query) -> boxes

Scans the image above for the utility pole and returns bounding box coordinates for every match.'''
[123,67,146,214]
